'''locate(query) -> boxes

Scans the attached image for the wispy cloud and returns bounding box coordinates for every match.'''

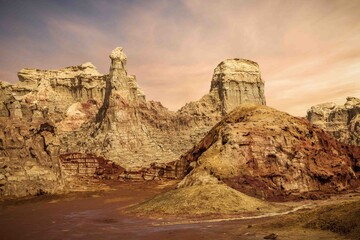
[0,0,359,116]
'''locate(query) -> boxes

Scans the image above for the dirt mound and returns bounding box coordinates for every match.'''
[176,104,360,201]
[129,184,280,216]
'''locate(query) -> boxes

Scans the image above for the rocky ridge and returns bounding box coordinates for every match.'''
[0,47,266,199]
[176,104,360,200]
[307,97,360,146]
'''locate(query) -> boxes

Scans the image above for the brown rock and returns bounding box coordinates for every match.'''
[264,233,278,239]
[177,104,360,200]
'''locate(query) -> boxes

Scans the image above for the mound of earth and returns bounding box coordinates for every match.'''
[176,104,360,200]
[129,184,280,216]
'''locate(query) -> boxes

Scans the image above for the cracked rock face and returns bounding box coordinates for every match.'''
[0,120,64,198]
[177,104,360,200]
[307,97,360,146]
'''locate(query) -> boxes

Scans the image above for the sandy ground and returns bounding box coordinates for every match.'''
[0,181,358,240]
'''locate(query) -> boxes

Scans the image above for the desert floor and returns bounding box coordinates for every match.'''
[1,181,358,240]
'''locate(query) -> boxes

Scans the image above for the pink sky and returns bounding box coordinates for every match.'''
[0,0,359,116]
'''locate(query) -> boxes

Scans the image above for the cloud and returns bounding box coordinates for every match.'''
[0,0,359,116]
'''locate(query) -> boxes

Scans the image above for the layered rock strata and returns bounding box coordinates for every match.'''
[177,104,360,200]
[178,58,265,117]
[0,47,265,199]
[307,97,360,146]
[60,51,266,171]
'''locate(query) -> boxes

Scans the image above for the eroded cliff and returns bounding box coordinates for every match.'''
[0,47,266,199]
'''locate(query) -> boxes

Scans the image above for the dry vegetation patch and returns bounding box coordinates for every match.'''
[302,200,360,238]
[266,199,360,239]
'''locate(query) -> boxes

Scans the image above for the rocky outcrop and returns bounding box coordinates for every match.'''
[177,104,360,201]
[0,119,64,198]
[0,62,106,128]
[178,58,265,117]
[211,59,265,113]
[0,47,266,199]
[307,97,360,146]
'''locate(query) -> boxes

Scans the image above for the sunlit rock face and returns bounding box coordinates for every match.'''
[210,59,266,114]
[0,47,268,199]
[0,121,64,198]
[176,104,360,201]
[108,47,145,102]
[178,58,266,119]
[59,50,268,173]
[307,97,360,146]
[0,62,107,198]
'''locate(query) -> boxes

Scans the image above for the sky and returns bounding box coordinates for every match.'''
[0,0,359,116]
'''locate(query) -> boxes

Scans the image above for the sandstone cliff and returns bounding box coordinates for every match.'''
[177,104,360,200]
[307,97,360,146]
[0,47,266,199]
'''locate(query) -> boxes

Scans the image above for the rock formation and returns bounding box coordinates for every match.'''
[1,47,358,202]
[0,47,266,199]
[0,120,63,198]
[2,46,359,202]
[211,59,266,113]
[307,97,360,146]
[176,104,360,200]
[0,63,106,198]
[59,51,267,172]
[178,58,265,117]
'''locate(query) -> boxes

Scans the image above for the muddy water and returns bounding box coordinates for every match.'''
[0,181,348,240]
